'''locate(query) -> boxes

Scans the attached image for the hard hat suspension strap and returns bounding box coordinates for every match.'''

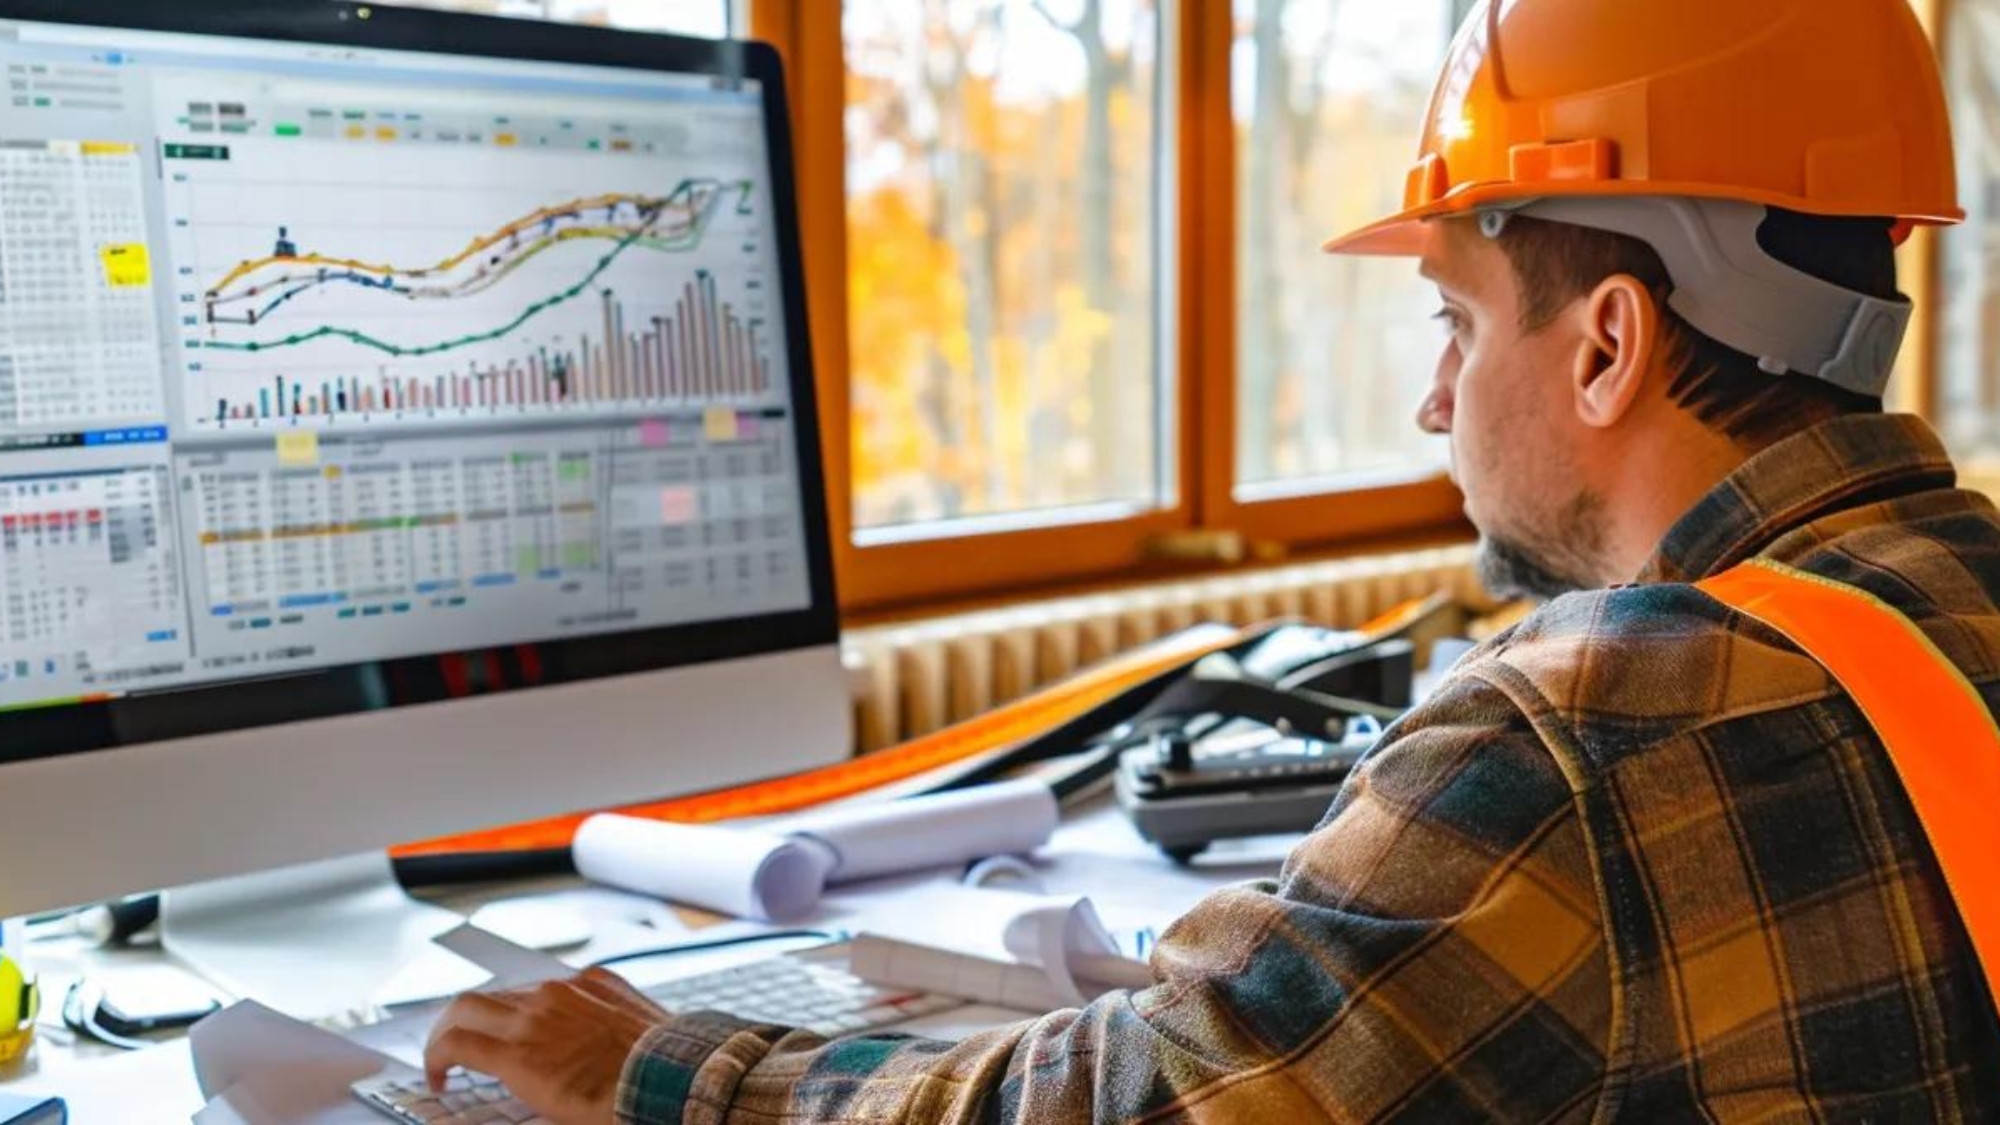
[1478,197,1910,399]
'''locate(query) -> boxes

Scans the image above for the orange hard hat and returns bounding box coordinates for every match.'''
[1325,0,1963,256]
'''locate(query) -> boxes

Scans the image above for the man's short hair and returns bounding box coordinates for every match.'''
[1493,208,1901,447]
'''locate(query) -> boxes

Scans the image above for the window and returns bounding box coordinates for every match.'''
[1939,0,2000,461]
[843,1,1171,537]
[1231,0,1454,496]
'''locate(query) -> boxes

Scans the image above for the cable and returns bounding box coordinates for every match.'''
[61,981,152,1052]
[586,929,844,972]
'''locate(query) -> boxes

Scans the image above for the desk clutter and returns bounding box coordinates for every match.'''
[8,600,1456,1122]
[186,887,1153,1123]
[13,793,1310,1121]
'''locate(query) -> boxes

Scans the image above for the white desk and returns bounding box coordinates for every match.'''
[0,798,1295,1121]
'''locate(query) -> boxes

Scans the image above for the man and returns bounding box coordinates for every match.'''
[426,0,2000,1118]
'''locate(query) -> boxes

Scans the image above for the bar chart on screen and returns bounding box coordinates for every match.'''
[161,117,785,435]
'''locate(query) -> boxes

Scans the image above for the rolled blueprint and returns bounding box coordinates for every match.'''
[571,781,1063,922]
[572,816,827,923]
[779,779,1062,884]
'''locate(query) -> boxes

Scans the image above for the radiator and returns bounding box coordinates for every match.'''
[841,544,1487,753]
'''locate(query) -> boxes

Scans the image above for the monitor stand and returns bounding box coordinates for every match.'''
[160,852,462,1021]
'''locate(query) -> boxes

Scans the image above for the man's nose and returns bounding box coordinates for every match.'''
[1417,368,1454,435]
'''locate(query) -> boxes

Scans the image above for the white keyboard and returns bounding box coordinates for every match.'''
[648,942,963,1035]
[354,943,963,1125]
[353,1072,543,1125]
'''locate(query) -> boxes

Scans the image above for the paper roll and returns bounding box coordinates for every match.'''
[572,782,1062,923]
[781,779,1061,884]
[572,815,827,923]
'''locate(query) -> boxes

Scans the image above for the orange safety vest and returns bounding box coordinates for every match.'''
[1697,558,2000,1009]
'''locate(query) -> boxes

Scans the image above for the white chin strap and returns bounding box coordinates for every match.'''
[1476,197,1909,400]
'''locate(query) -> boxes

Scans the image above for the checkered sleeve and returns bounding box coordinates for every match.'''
[617,668,1611,1123]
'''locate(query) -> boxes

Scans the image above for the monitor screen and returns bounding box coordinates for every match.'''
[0,3,835,763]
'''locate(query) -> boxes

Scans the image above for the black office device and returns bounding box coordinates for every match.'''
[1108,628,1415,863]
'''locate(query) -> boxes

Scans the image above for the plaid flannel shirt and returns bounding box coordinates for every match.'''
[619,414,2000,1123]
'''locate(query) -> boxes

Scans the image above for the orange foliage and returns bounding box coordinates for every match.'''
[842,2,1161,530]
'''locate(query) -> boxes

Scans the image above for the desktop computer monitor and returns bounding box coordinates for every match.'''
[0,1,848,920]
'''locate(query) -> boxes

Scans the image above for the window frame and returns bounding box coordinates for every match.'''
[1911,0,1954,424]
[756,0,1474,616]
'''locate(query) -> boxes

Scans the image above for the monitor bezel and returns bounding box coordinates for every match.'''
[0,0,841,765]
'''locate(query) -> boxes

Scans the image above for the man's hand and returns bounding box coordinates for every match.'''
[423,967,674,1125]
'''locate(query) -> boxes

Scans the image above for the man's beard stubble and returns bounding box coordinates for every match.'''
[1474,489,1609,602]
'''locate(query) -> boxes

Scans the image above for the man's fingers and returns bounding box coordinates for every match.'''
[426,990,526,1052]
[416,974,658,1122]
[423,1027,512,1092]
[576,967,661,1011]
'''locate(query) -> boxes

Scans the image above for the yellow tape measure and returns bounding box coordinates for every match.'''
[0,953,38,1064]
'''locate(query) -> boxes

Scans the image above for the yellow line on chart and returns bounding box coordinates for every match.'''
[206,192,672,295]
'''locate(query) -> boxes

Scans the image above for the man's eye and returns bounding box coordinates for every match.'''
[1432,308,1465,335]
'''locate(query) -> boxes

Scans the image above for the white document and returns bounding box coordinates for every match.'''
[571,782,1064,923]
[850,933,1079,1013]
[374,891,691,1008]
[190,1000,413,1124]
[431,922,574,990]
[573,815,828,922]
[9,1039,205,1121]
[374,920,578,1009]
[191,1000,401,1100]
[844,885,1150,1011]
[780,779,1061,883]
[195,1069,398,1125]
[162,852,464,1022]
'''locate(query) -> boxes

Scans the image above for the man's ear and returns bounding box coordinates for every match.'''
[1567,274,1660,430]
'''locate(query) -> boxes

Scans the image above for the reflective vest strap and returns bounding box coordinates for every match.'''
[1697,557,2000,1009]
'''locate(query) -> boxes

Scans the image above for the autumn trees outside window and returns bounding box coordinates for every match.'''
[1232,1,1451,494]
[843,1,1170,535]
